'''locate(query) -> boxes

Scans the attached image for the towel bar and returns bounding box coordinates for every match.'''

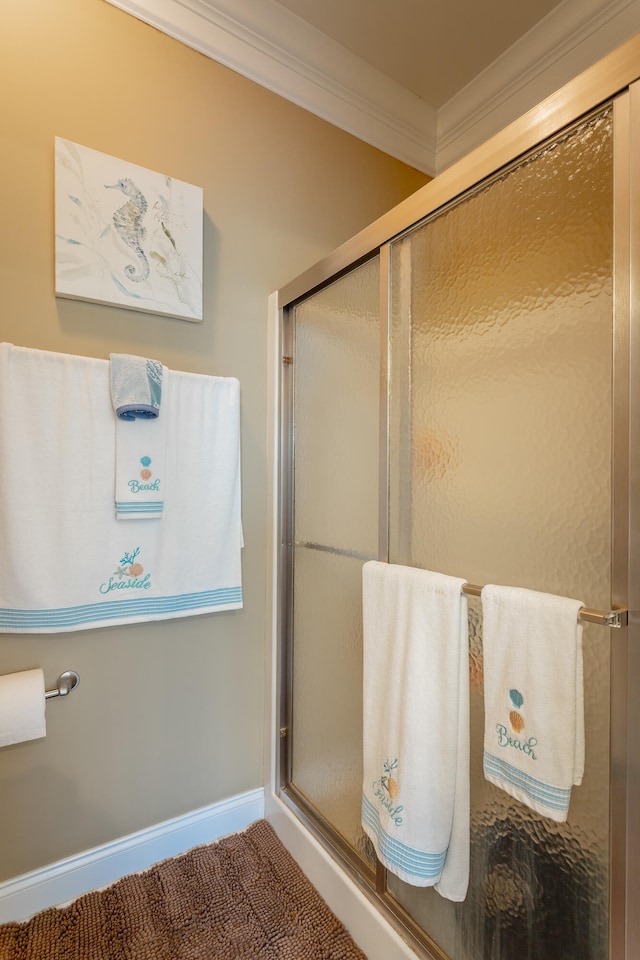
[461,583,628,628]
[45,670,80,700]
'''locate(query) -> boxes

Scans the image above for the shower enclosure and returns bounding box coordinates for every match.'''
[273,41,640,960]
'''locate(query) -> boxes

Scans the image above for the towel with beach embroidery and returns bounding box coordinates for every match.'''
[481,584,585,822]
[110,354,167,519]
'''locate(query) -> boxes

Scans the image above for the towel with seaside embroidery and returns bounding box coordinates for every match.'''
[0,342,243,632]
[361,561,470,901]
[481,584,585,822]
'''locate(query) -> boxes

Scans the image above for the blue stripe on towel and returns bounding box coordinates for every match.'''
[0,587,243,630]
[483,751,571,813]
[361,794,446,882]
[116,501,164,515]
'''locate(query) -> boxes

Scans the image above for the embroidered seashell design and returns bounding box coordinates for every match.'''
[129,563,144,577]
[509,710,525,733]
[509,689,524,709]
[140,468,152,480]
[382,758,399,800]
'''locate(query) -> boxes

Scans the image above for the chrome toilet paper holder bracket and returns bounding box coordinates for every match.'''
[45,670,80,700]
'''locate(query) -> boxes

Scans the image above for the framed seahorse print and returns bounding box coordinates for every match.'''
[54,138,203,321]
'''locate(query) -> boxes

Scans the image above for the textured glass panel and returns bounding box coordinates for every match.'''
[290,256,379,858]
[293,257,380,556]
[387,111,613,960]
[290,547,366,854]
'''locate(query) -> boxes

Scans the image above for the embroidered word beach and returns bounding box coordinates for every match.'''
[492,687,539,760]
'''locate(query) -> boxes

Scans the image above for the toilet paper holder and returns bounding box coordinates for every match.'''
[44,670,80,700]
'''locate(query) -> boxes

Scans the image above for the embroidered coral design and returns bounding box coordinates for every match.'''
[115,547,144,579]
[381,758,399,799]
[372,758,404,826]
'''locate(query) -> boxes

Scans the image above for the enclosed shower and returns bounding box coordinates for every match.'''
[272,43,640,960]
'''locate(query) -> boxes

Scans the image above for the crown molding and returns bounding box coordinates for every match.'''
[436,0,640,172]
[104,0,640,177]
[103,0,437,174]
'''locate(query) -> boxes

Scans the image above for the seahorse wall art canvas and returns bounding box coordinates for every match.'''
[54,138,203,321]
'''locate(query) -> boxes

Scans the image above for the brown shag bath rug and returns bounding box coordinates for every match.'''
[0,819,367,959]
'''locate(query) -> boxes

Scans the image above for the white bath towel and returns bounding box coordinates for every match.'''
[481,584,584,822]
[0,342,243,632]
[361,561,470,900]
[0,669,46,747]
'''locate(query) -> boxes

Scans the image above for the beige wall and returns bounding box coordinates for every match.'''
[0,0,427,881]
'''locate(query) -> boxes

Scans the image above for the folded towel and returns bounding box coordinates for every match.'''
[0,343,243,632]
[0,669,46,747]
[110,354,163,420]
[361,561,470,900]
[481,584,584,822]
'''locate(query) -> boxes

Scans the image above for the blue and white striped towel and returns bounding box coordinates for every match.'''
[361,562,470,901]
[110,354,163,420]
[481,584,584,822]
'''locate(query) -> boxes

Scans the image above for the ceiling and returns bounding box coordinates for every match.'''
[273,0,565,108]
[105,0,640,174]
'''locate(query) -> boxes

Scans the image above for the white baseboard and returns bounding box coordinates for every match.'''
[0,787,264,924]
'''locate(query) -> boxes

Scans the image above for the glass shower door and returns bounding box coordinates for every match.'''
[288,257,380,861]
[386,109,613,959]
[283,104,615,960]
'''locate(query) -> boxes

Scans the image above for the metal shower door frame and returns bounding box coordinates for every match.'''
[275,40,640,960]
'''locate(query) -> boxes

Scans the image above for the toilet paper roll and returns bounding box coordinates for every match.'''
[0,669,46,747]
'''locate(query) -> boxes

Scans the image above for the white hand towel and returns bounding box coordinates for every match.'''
[481,584,584,822]
[0,343,243,632]
[0,669,46,747]
[361,561,470,901]
[110,355,168,519]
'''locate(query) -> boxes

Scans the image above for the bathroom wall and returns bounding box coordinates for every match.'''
[0,0,427,881]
